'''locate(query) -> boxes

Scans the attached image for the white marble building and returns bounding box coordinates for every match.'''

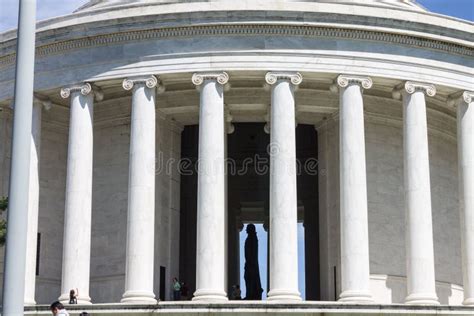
[0,0,473,315]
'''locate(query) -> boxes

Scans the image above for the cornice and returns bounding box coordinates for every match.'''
[1,24,473,69]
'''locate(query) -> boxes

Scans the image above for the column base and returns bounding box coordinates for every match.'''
[24,299,36,306]
[121,290,157,304]
[192,289,228,302]
[267,289,302,302]
[463,297,474,306]
[338,290,373,303]
[59,293,92,305]
[405,293,439,305]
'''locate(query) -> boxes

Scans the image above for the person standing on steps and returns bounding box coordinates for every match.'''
[172,277,181,301]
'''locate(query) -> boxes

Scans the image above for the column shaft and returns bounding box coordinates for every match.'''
[337,75,373,303]
[402,82,439,305]
[266,72,302,301]
[24,101,42,305]
[59,84,94,304]
[121,76,158,304]
[457,92,474,306]
[1,0,37,314]
[192,72,228,301]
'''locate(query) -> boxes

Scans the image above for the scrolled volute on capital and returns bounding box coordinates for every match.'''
[122,75,160,91]
[447,91,474,107]
[336,75,373,90]
[404,81,437,97]
[192,72,229,86]
[265,72,303,86]
[463,91,473,104]
[33,96,53,111]
[60,83,92,99]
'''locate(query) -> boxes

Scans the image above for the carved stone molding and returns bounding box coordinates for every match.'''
[122,75,164,93]
[336,75,373,90]
[192,72,229,86]
[265,72,303,86]
[392,81,437,99]
[1,24,472,69]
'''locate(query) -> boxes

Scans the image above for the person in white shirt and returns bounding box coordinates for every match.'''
[50,301,69,316]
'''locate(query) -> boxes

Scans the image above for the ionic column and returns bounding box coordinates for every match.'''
[335,75,373,303]
[59,83,99,304]
[192,72,229,302]
[265,72,302,302]
[450,91,474,306]
[24,97,51,305]
[121,76,161,304]
[394,81,439,305]
[1,0,36,313]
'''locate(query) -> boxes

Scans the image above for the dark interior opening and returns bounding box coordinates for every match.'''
[179,123,319,300]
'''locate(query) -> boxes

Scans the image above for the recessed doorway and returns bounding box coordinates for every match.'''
[179,123,319,300]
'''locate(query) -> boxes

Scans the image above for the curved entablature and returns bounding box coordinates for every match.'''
[76,0,427,12]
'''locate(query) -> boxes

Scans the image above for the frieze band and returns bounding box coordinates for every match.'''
[1,24,473,69]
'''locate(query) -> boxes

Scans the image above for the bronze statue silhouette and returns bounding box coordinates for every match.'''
[244,224,263,300]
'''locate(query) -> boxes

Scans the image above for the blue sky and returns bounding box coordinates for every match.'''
[418,0,473,21]
[0,0,472,32]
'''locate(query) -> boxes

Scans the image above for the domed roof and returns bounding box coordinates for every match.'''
[76,0,426,12]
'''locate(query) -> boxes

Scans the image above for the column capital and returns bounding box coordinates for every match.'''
[448,91,474,107]
[393,81,436,99]
[265,72,303,86]
[122,75,165,93]
[336,75,373,90]
[463,91,474,104]
[60,83,92,99]
[192,72,229,86]
[60,83,103,101]
[224,105,235,134]
[264,105,271,134]
[33,95,52,111]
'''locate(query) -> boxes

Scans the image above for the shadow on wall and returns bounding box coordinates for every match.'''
[378,275,463,305]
